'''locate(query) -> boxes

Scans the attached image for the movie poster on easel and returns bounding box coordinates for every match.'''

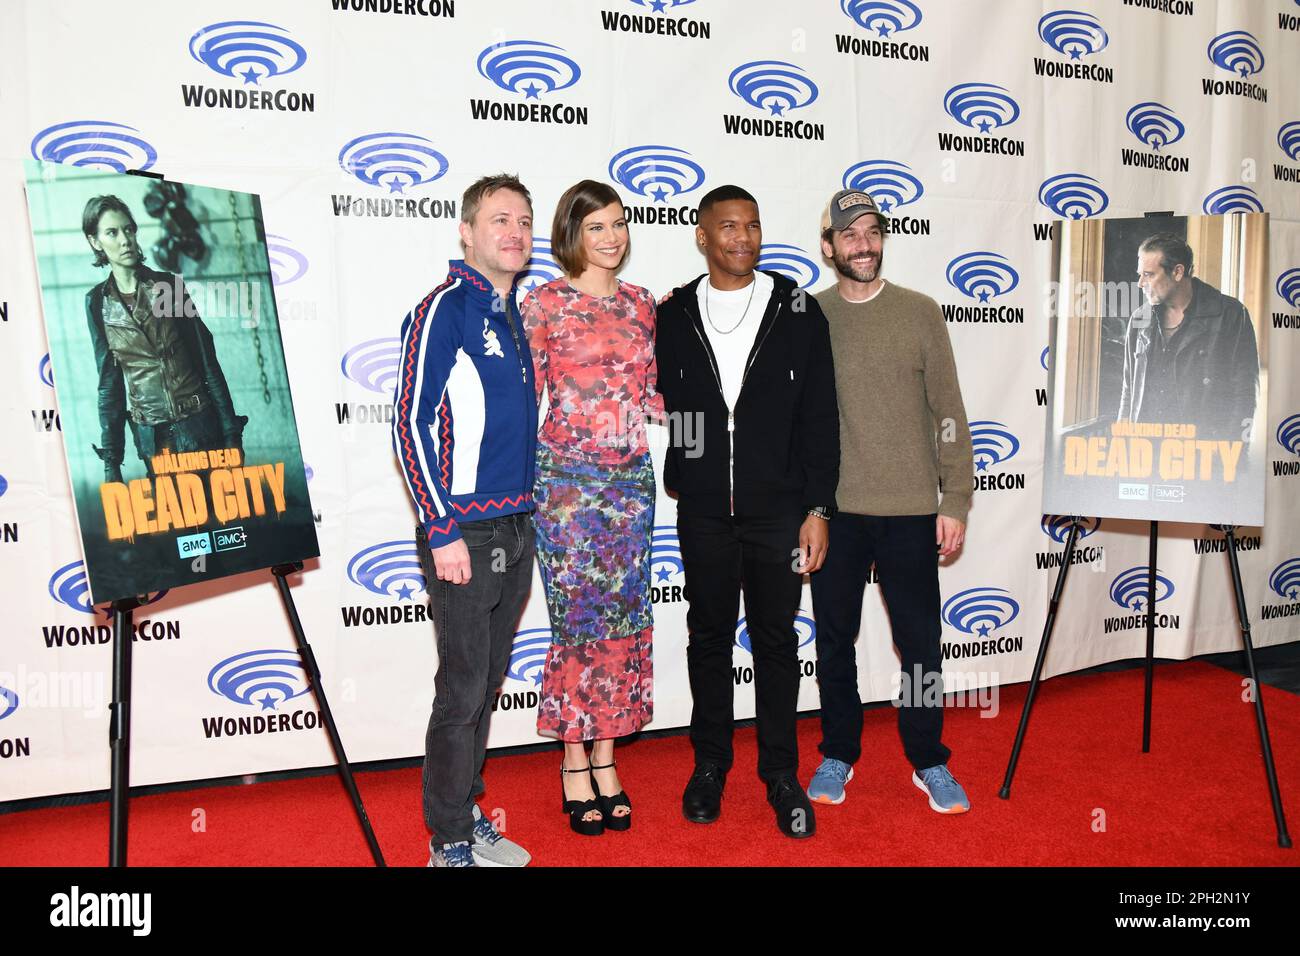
[23,160,318,604]
[1042,212,1269,526]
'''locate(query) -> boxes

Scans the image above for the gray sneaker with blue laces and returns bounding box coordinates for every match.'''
[912,764,970,814]
[470,803,531,867]
[428,840,476,867]
[807,757,854,805]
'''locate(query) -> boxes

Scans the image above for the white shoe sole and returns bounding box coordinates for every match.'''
[912,772,969,814]
[807,767,853,805]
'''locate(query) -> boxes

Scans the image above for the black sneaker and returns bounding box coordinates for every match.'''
[767,775,816,839]
[682,763,726,824]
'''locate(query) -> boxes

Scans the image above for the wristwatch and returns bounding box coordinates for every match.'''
[806,506,833,521]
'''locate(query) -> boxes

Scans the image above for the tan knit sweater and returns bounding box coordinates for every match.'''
[815,281,973,521]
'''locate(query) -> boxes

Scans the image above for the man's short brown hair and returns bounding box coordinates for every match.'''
[550,179,625,277]
[460,173,532,226]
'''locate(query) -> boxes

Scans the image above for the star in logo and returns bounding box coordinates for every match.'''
[650,0,668,11]
[1289,587,1298,600]
[878,197,894,212]
[650,184,670,203]
[976,622,991,638]
[976,456,991,472]
[395,581,416,600]
[1070,209,1085,219]
[977,118,992,133]
[876,23,892,37]
[522,81,542,99]
[258,692,278,711]
[769,101,785,116]
[241,66,261,85]
[1069,45,1083,60]
[1129,597,1146,612]
[387,176,407,194]
[977,289,991,303]
[1238,63,1250,78]
[654,566,674,583]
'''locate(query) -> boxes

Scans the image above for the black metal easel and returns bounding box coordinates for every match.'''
[107,565,387,866]
[998,517,1291,849]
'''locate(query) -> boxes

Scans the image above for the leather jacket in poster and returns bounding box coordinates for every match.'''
[86,267,246,467]
[1117,276,1259,440]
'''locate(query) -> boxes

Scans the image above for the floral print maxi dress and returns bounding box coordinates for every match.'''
[522,278,663,741]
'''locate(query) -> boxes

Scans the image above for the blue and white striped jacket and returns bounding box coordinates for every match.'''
[392,260,537,546]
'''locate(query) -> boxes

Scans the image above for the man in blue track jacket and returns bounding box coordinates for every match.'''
[393,174,538,868]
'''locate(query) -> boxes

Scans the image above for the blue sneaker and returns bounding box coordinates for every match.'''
[807,758,854,805]
[912,764,970,814]
[470,804,531,867]
[427,840,477,867]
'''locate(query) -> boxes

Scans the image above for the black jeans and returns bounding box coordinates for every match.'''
[418,512,535,844]
[677,512,804,781]
[809,513,951,771]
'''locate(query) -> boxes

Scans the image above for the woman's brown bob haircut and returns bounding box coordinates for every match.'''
[550,180,626,277]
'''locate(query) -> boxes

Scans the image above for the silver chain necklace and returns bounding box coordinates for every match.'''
[704,276,757,335]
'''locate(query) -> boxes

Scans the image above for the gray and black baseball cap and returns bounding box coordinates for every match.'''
[821,189,887,232]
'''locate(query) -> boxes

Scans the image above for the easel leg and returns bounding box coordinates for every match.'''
[109,597,139,867]
[1142,521,1157,753]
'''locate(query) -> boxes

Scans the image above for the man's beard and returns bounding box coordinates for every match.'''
[833,248,882,284]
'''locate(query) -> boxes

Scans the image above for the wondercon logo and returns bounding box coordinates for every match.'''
[340,338,401,395]
[47,560,167,616]
[840,0,922,36]
[1038,173,1108,219]
[346,540,425,601]
[943,83,1020,134]
[734,613,816,654]
[1207,31,1264,79]
[758,244,820,289]
[521,240,563,292]
[1277,414,1300,456]
[189,21,307,85]
[507,628,552,686]
[1125,102,1185,150]
[728,61,818,116]
[266,234,308,286]
[1038,10,1108,59]
[609,145,706,203]
[477,40,581,98]
[628,0,696,8]
[0,685,16,721]
[1279,122,1300,162]
[1202,185,1263,215]
[1040,515,1101,543]
[1040,346,1050,371]
[38,354,54,388]
[1277,269,1300,308]
[30,120,157,172]
[0,473,7,497]
[207,649,311,710]
[651,525,684,584]
[842,160,923,212]
[338,133,449,194]
[1109,566,1174,611]
[942,587,1019,638]
[970,420,1020,472]
[1268,559,1300,601]
[945,252,1018,302]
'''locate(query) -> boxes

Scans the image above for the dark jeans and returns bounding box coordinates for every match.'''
[677,512,804,781]
[809,512,951,771]
[417,512,535,844]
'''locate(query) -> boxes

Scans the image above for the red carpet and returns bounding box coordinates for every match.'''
[3,661,1296,866]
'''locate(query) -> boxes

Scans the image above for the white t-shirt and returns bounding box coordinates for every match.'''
[696,270,773,411]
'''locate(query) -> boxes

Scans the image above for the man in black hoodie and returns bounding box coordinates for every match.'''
[655,185,840,838]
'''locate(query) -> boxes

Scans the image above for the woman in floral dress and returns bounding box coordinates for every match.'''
[522,180,661,835]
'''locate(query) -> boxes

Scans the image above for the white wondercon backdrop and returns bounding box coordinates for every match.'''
[0,0,1298,801]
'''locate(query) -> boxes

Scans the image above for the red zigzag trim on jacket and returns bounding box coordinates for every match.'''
[395,278,454,525]
[451,492,534,514]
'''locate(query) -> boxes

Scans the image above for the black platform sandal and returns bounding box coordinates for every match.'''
[560,765,604,836]
[590,761,631,832]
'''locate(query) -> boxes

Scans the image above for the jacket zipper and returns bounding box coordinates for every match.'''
[501,296,531,489]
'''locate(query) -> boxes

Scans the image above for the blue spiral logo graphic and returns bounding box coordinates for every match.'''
[1110,566,1175,611]
[1279,122,1300,162]
[1277,269,1300,309]
[1277,414,1300,456]
[208,649,311,710]
[477,40,581,98]
[758,244,820,289]
[628,0,697,8]
[0,473,7,498]
[728,60,819,116]
[609,145,705,203]
[1038,173,1108,219]
[943,83,1020,134]
[341,337,401,395]
[521,239,563,293]
[0,685,16,721]
[1125,102,1185,151]
[38,354,54,388]
[945,252,1019,302]
[1040,346,1050,371]
[346,540,425,601]
[266,234,308,286]
[651,525,684,584]
[188,21,307,85]
[970,420,1020,472]
[303,464,314,483]
[338,133,449,195]
[735,613,817,654]
[30,120,158,172]
[507,628,552,685]
[1207,31,1264,78]
[1040,515,1101,543]
[840,0,922,36]
[1038,10,1109,58]
[842,160,923,212]
[1268,559,1300,602]
[48,561,94,615]
[942,587,1019,637]
[1202,185,1263,215]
